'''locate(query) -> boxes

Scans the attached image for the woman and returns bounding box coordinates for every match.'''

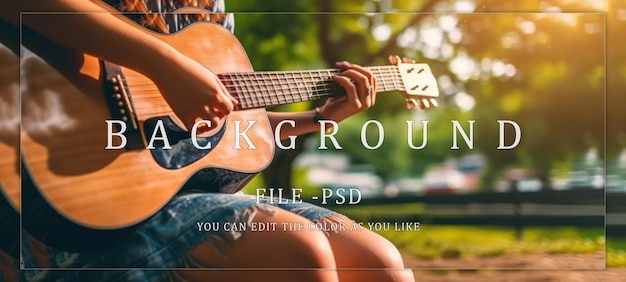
[5,1,414,281]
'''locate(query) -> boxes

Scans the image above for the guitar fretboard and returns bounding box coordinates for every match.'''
[218,65,405,110]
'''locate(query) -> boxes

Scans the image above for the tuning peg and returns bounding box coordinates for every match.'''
[428,98,439,108]
[405,98,419,110]
[388,55,402,65]
[402,57,416,63]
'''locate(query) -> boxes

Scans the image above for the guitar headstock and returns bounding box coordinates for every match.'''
[390,55,439,110]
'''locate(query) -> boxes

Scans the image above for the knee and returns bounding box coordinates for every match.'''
[342,232,413,282]
[341,230,406,269]
[279,227,336,268]
[366,235,405,269]
[268,226,339,282]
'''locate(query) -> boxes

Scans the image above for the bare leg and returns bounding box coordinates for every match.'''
[178,209,339,282]
[327,216,415,282]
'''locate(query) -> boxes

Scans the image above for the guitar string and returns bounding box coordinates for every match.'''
[228,66,407,109]
[118,67,408,111]
[124,79,405,106]
[224,69,406,109]
[117,66,403,97]
[125,70,405,110]
[124,73,405,102]
[128,83,404,112]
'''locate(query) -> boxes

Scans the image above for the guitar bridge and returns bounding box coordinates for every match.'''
[101,60,145,150]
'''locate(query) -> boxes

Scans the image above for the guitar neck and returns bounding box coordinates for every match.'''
[218,65,404,110]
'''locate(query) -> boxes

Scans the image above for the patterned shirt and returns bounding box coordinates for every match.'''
[103,0,234,33]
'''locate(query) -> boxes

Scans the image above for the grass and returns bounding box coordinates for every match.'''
[240,175,626,267]
[608,238,626,267]
[369,225,606,261]
[379,225,626,268]
[332,201,621,266]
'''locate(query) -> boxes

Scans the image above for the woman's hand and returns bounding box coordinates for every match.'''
[318,61,377,123]
[148,52,238,133]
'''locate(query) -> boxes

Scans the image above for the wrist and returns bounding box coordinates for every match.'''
[313,107,337,132]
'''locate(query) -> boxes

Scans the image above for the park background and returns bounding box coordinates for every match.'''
[224,0,626,278]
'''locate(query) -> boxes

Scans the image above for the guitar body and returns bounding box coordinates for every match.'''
[21,22,274,250]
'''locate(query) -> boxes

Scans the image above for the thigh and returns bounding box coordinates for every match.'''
[21,193,273,281]
[253,196,413,281]
[324,217,415,282]
[179,208,339,282]
[22,193,343,282]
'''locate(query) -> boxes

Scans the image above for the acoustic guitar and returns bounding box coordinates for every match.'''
[20,13,439,251]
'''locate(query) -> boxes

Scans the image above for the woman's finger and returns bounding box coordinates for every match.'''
[333,74,362,109]
[209,76,235,117]
[338,69,371,107]
[336,61,376,106]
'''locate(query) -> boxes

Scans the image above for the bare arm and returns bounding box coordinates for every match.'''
[5,1,174,82]
[2,0,236,131]
[3,3,375,137]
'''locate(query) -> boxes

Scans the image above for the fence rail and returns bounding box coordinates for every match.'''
[316,188,626,236]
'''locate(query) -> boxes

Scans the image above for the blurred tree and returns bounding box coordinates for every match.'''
[455,2,605,186]
[227,0,442,190]
[378,0,608,187]
[606,0,626,160]
[226,0,621,190]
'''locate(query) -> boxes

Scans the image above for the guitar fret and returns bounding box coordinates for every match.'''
[233,73,245,108]
[326,70,333,98]
[292,71,300,102]
[308,71,316,101]
[284,72,291,104]
[264,73,272,106]
[221,63,424,110]
[256,73,266,107]
[235,73,243,107]
[278,72,286,105]
[243,73,252,107]
[325,70,336,98]
[298,71,306,102]
[254,73,264,107]
[316,70,323,100]
[251,73,259,107]
[304,71,313,101]
[241,73,251,108]
[244,73,252,107]
[379,67,391,92]
[374,67,384,92]
[377,68,386,92]
[391,67,398,89]
[268,72,277,106]
[252,73,261,107]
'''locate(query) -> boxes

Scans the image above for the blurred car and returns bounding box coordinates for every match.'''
[564,168,604,189]
[384,178,424,198]
[607,174,626,193]
[422,167,466,195]
[494,178,542,192]
[310,164,384,199]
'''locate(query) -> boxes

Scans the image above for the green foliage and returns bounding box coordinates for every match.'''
[226,0,625,187]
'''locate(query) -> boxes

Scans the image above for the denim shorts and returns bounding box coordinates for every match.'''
[21,192,342,282]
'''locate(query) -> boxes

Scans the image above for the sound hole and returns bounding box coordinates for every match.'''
[143,116,227,169]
